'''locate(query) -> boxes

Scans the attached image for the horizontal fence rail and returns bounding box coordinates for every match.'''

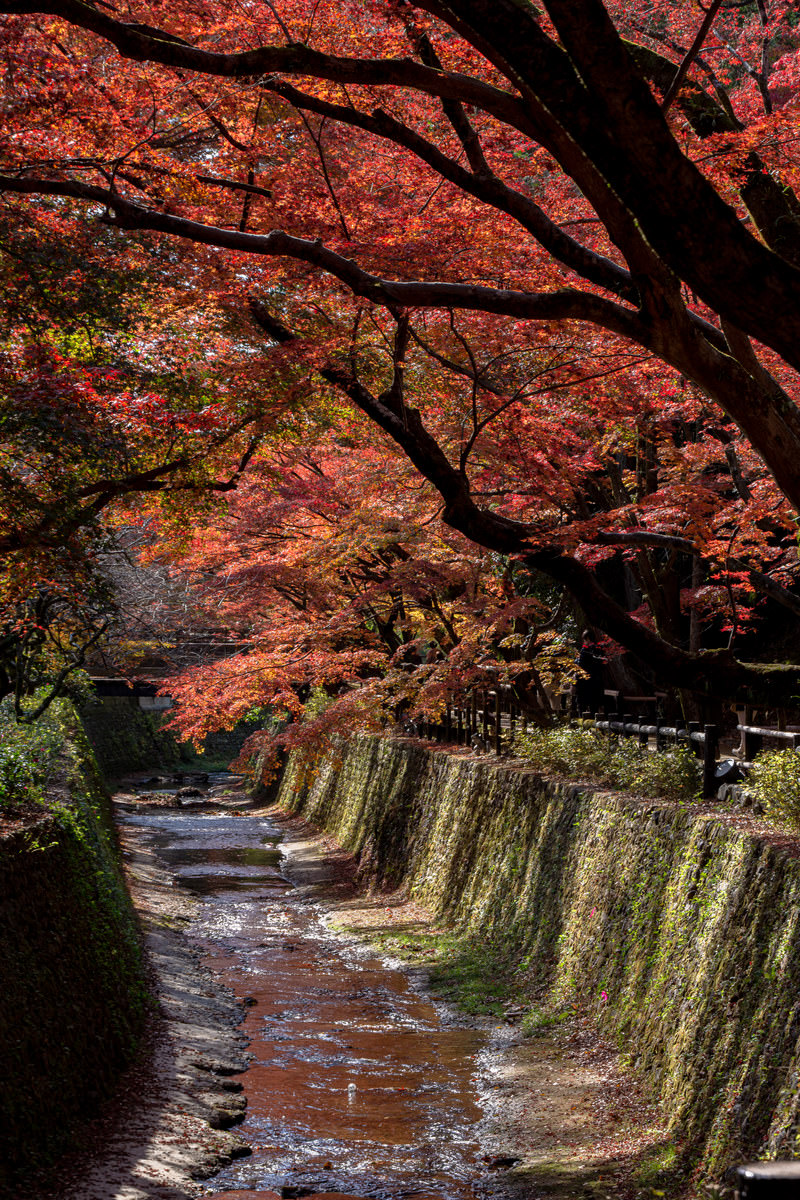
[401,686,800,800]
[594,716,720,797]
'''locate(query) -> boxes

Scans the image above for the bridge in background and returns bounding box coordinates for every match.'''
[89,677,173,711]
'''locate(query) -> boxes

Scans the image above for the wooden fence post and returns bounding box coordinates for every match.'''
[494,690,502,756]
[743,725,762,762]
[703,725,719,798]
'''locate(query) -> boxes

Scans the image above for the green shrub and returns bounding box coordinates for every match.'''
[512,723,700,802]
[610,735,702,802]
[747,748,800,829]
[0,698,63,813]
[512,724,614,777]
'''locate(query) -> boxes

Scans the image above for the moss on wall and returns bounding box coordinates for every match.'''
[0,709,148,1196]
[78,696,182,778]
[275,737,800,1179]
[79,697,263,778]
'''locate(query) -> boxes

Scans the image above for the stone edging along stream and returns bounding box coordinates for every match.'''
[0,713,150,1200]
[14,800,255,1200]
[271,734,800,1181]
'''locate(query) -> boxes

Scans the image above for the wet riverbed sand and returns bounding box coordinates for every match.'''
[162,804,493,1200]
[212,1193,366,1199]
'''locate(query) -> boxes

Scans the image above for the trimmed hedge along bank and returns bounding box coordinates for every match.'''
[0,709,147,1197]
[275,736,800,1178]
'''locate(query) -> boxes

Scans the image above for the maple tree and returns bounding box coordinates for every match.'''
[154,405,581,747]
[3,0,800,728]
[0,208,291,715]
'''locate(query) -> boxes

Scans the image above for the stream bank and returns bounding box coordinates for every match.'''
[22,784,254,1200]
[0,708,148,1199]
[264,810,670,1200]
[28,775,657,1200]
[30,781,540,1200]
[17,722,793,1200]
[271,734,800,1192]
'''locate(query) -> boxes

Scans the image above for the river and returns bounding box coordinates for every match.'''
[118,790,518,1200]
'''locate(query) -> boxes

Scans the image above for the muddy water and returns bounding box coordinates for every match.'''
[120,803,510,1200]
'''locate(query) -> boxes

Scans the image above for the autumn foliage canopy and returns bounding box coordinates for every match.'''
[4,0,800,743]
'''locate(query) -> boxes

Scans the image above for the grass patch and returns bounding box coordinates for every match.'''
[521,1007,572,1037]
[336,920,533,1018]
[426,934,521,1016]
[633,1140,682,1194]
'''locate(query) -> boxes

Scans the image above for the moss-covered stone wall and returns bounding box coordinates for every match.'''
[79,697,263,778]
[79,696,182,778]
[0,712,148,1196]
[275,737,800,1179]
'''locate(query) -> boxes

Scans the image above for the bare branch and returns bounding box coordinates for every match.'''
[661,0,724,114]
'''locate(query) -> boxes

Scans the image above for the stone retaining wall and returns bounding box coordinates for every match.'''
[275,736,800,1178]
[79,696,181,778]
[79,697,262,778]
[0,713,147,1196]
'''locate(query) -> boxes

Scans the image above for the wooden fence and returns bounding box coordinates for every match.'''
[402,684,521,758]
[403,687,800,799]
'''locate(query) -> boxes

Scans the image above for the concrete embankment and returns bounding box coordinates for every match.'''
[38,800,254,1200]
[79,696,261,780]
[0,696,263,1198]
[274,735,800,1181]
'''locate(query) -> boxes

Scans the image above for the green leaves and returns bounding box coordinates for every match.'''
[748,749,800,829]
[0,696,63,812]
[512,724,701,802]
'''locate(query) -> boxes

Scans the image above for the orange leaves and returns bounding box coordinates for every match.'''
[6,0,800,714]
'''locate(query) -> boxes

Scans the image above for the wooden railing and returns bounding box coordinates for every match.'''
[592,713,800,797]
[594,714,720,796]
[401,686,800,800]
[401,684,521,757]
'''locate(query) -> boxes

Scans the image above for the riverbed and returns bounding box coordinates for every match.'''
[32,780,663,1200]
[115,791,519,1200]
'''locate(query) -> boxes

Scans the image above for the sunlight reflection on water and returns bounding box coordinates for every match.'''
[121,805,509,1200]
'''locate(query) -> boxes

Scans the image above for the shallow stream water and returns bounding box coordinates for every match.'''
[119,796,512,1200]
